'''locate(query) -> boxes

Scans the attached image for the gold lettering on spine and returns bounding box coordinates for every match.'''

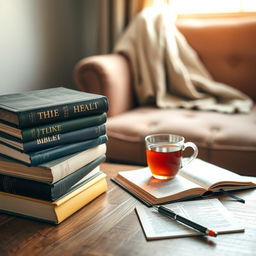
[36,134,60,144]
[40,125,61,135]
[31,129,36,138]
[37,109,60,120]
[28,112,36,124]
[63,105,69,118]
[73,102,98,113]
[73,105,80,113]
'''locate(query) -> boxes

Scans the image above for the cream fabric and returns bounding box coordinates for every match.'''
[114,7,253,113]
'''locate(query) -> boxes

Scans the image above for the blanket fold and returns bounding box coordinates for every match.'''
[114,7,253,113]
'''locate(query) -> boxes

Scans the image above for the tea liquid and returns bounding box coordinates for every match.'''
[146,144,182,179]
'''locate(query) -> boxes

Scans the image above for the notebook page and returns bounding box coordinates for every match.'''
[136,199,244,240]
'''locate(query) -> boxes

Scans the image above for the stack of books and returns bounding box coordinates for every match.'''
[0,87,109,224]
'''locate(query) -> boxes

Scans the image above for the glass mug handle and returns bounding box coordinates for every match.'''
[181,142,198,168]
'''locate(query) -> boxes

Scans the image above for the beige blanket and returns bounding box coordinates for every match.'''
[114,7,253,113]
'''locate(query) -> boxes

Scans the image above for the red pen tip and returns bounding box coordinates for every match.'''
[207,230,218,237]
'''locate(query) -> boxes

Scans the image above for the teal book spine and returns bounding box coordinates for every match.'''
[21,113,107,142]
[22,124,106,152]
[18,97,108,128]
[29,135,108,165]
[0,154,106,201]
[0,87,108,128]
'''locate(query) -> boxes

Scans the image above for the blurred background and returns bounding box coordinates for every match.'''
[1,0,255,94]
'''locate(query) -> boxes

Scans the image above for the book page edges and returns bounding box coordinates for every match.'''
[0,158,52,182]
[0,109,18,125]
[0,210,57,224]
[0,143,30,163]
[0,122,22,138]
[209,181,256,190]
[180,158,256,190]
[0,137,23,150]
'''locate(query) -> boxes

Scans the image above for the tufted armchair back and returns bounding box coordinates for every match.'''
[177,17,256,101]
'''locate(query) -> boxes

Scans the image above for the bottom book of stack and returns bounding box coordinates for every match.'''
[0,169,107,224]
[0,144,108,224]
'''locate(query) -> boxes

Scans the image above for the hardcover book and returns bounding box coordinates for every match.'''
[0,172,107,224]
[0,124,106,152]
[0,87,108,128]
[0,134,108,165]
[0,113,107,142]
[0,154,106,201]
[0,143,106,183]
[113,158,256,205]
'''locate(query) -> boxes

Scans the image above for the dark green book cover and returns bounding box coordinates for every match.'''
[0,154,106,201]
[1,124,106,152]
[0,113,107,142]
[0,87,108,128]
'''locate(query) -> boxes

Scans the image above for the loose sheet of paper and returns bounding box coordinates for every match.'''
[135,199,244,240]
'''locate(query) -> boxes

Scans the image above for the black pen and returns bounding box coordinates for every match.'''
[153,205,218,237]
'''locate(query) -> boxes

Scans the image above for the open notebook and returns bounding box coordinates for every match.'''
[135,199,244,240]
[113,158,256,205]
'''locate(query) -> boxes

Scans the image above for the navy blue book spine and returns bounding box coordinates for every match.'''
[29,135,107,165]
[23,124,106,152]
[0,154,106,201]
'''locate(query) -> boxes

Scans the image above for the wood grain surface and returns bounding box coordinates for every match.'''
[1,162,256,256]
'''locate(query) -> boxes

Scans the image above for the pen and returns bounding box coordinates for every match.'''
[153,205,218,237]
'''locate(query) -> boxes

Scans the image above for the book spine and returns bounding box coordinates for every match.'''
[0,155,106,201]
[0,173,51,199]
[0,177,107,224]
[51,143,107,183]
[23,124,106,152]
[51,155,106,200]
[29,135,107,166]
[18,97,108,128]
[21,113,107,142]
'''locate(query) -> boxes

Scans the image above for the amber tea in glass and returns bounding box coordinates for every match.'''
[145,134,198,180]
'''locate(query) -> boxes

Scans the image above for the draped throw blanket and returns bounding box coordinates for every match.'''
[114,7,253,113]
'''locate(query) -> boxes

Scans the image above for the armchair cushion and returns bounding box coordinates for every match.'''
[107,106,256,176]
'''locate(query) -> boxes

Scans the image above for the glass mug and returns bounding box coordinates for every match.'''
[145,134,198,180]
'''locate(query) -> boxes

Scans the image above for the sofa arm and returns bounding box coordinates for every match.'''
[73,54,135,117]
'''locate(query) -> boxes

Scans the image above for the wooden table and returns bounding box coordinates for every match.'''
[1,162,256,256]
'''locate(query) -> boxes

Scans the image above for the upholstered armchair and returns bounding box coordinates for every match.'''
[74,16,256,176]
